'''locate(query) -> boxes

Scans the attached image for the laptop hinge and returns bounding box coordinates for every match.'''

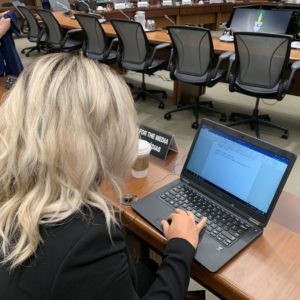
[248,217,261,227]
[181,177,189,184]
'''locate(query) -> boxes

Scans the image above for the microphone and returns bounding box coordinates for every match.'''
[85,9,104,18]
[164,14,175,25]
[118,9,132,21]
[86,10,106,23]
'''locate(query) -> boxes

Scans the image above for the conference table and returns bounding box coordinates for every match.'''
[54,12,300,99]
[103,150,300,300]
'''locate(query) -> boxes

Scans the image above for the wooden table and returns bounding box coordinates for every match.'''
[107,150,300,300]
[0,78,6,99]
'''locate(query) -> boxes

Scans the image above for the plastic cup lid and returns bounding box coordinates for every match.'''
[138,139,151,155]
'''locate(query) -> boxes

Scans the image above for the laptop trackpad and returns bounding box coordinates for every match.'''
[154,208,174,232]
[132,192,174,232]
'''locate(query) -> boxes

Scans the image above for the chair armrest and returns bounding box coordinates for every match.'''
[286,60,300,90]
[212,51,234,79]
[37,27,45,40]
[149,42,170,64]
[65,28,83,36]
[36,27,46,46]
[167,48,174,71]
[107,37,118,54]
[219,51,234,61]
[226,53,236,81]
[62,28,83,44]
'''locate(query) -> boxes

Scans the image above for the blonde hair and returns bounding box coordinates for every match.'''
[0,53,138,268]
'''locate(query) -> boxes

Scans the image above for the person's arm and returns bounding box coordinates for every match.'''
[51,221,139,300]
[0,17,11,38]
[0,10,9,18]
[142,238,196,300]
[51,211,206,300]
[141,209,207,299]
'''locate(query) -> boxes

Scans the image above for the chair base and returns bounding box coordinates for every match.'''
[21,43,48,57]
[133,85,167,109]
[227,98,288,139]
[164,97,227,129]
[21,46,40,57]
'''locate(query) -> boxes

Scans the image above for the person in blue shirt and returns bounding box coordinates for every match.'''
[0,15,11,38]
[0,10,23,76]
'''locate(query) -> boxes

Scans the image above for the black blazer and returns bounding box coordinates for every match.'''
[0,208,195,300]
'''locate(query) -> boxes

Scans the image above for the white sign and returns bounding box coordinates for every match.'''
[162,0,172,6]
[137,1,149,7]
[114,2,126,9]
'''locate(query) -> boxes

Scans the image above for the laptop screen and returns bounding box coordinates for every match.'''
[229,8,293,34]
[185,123,291,217]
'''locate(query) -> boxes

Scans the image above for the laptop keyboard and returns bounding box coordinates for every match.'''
[160,184,252,247]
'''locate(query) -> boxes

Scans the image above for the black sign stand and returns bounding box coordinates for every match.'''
[139,125,178,160]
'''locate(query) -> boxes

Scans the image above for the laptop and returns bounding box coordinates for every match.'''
[49,0,71,12]
[219,8,293,42]
[132,119,296,272]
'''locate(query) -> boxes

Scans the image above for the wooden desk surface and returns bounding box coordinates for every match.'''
[54,12,300,62]
[0,78,6,99]
[109,151,300,300]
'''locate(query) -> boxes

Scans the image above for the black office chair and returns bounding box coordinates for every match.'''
[75,14,118,64]
[17,6,47,57]
[228,32,300,139]
[164,26,230,129]
[111,19,170,109]
[74,0,90,13]
[12,1,28,33]
[37,9,83,52]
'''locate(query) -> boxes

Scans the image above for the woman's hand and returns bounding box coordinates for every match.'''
[161,209,207,249]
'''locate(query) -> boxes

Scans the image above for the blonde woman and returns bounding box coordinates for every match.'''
[0,53,206,300]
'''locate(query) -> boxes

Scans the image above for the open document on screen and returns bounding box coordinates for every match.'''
[186,127,289,214]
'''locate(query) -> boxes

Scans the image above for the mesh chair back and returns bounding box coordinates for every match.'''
[75,14,108,58]
[17,6,41,39]
[111,19,149,64]
[37,9,63,47]
[233,32,291,89]
[168,26,214,77]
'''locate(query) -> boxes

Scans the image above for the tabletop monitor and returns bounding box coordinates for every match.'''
[229,8,293,35]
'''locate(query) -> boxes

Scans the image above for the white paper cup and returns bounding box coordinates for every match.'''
[131,140,152,178]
